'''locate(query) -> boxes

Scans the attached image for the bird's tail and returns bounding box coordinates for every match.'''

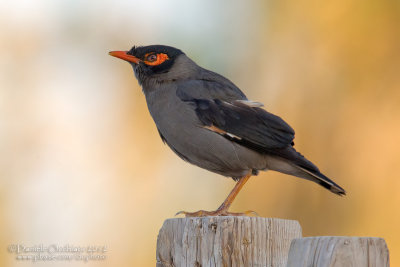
[268,147,346,196]
[294,165,346,196]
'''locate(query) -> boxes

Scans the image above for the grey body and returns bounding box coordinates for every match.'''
[125,46,345,195]
[143,56,258,178]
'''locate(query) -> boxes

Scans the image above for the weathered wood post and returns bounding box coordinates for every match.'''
[287,236,390,267]
[156,217,302,267]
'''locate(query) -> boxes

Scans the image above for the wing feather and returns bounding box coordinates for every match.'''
[180,95,295,151]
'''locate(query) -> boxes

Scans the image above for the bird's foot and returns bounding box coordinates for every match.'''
[175,208,257,217]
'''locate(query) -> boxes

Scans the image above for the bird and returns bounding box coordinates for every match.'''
[109,45,346,217]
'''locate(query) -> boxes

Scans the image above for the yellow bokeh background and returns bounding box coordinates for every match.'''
[1,1,399,266]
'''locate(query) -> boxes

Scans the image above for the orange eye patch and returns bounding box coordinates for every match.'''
[143,53,169,66]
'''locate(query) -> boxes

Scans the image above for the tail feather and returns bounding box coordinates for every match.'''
[296,166,346,196]
[267,147,346,196]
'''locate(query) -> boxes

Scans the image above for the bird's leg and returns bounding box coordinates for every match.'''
[216,173,251,212]
[176,172,257,217]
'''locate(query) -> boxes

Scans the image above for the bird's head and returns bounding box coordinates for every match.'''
[109,45,184,85]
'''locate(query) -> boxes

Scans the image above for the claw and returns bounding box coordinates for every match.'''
[243,210,259,216]
[174,209,258,217]
[174,173,257,218]
[175,211,185,216]
[175,210,207,217]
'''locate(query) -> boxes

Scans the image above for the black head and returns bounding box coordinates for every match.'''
[109,45,184,84]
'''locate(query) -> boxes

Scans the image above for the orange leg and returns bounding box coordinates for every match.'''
[176,172,257,217]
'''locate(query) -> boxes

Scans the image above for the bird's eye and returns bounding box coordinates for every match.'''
[147,54,157,62]
[143,53,169,66]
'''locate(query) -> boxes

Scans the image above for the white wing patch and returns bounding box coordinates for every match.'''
[234,100,264,108]
[226,132,242,140]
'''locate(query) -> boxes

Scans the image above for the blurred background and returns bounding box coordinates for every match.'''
[1,0,399,266]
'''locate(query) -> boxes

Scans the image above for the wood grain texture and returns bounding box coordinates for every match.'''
[156,217,302,267]
[287,236,390,267]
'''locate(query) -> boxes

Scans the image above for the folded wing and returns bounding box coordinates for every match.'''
[184,97,295,152]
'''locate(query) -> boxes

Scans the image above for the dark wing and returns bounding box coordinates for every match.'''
[179,95,295,152]
[176,78,247,103]
[199,69,248,100]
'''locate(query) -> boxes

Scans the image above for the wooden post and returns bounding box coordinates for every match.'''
[156,217,302,267]
[287,236,390,267]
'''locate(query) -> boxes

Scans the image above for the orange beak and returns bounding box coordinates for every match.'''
[109,51,141,64]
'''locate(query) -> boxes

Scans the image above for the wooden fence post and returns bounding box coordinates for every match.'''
[156,217,302,267]
[287,236,390,267]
